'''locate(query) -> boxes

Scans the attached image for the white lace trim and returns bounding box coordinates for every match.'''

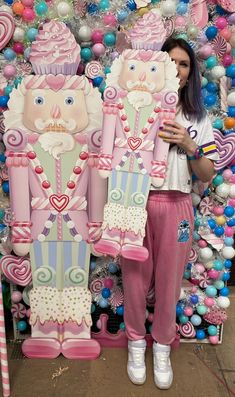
[29,286,92,326]
[103,203,126,231]
[125,206,147,236]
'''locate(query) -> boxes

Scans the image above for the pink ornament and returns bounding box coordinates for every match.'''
[190,286,197,294]
[222,54,233,67]
[220,28,232,41]
[3,64,17,79]
[198,44,212,59]
[198,239,207,248]
[11,291,22,303]
[230,175,235,184]
[222,169,233,180]
[226,43,232,54]
[175,16,185,27]
[228,198,235,207]
[92,43,106,57]
[209,335,219,344]
[91,30,103,43]
[204,297,215,307]
[195,263,205,274]
[215,17,228,30]
[147,313,154,322]
[224,226,234,237]
[213,206,224,216]
[22,7,35,22]
[13,42,24,54]
[21,0,34,6]
[207,269,219,279]
[104,278,114,289]
[103,13,117,27]
[184,306,193,316]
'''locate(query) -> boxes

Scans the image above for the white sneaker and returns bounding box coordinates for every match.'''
[127,339,146,385]
[153,341,173,389]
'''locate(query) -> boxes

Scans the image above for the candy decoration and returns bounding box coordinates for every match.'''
[213,130,235,171]
[179,321,196,338]
[189,0,208,28]
[198,229,224,251]
[74,0,87,17]
[90,278,104,293]
[110,286,124,310]
[0,12,15,51]
[11,303,26,319]
[85,61,103,79]
[220,76,229,112]
[188,247,198,263]
[0,255,32,286]
[199,196,213,216]
[211,35,227,59]
[216,0,235,12]
[0,282,10,397]
[199,272,212,288]
[203,307,228,325]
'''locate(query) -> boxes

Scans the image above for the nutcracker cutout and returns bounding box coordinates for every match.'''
[3,21,105,359]
[94,11,179,261]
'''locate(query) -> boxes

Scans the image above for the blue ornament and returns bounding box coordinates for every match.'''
[0,209,5,220]
[214,226,224,237]
[227,218,235,227]
[219,287,230,297]
[17,320,27,332]
[2,181,9,194]
[126,0,136,11]
[224,206,235,217]
[27,28,38,42]
[190,314,202,326]
[99,82,106,94]
[176,2,188,14]
[117,9,129,22]
[116,305,124,316]
[227,106,235,118]
[231,165,235,173]
[179,314,189,324]
[204,94,217,107]
[193,231,201,241]
[224,259,232,269]
[206,81,218,93]
[104,66,111,74]
[196,329,206,340]
[208,219,216,229]
[226,65,235,78]
[108,262,118,273]
[0,95,9,108]
[87,3,99,13]
[176,305,184,316]
[4,0,13,4]
[190,294,199,304]
[93,76,103,87]
[222,272,230,282]
[184,270,191,279]
[205,26,218,40]
[81,48,92,62]
[216,5,226,14]
[90,259,96,271]
[224,237,234,246]
[0,153,6,163]
[102,287,111,299]
[213,118,223,130]
[35,1,48,15]
[104,32,116,47]
[14,77,22,88]
[213,259,223,271]
[212,174,223,186]
[3,48,16,61]
[4,85,13,96]
[213,280,224,290]
[98,0,110,10]
[98,297,109,308]
[205,285,217,297]
[207,325,217,336]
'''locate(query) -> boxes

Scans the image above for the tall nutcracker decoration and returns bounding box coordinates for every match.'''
[3,20,105,359]
[94,11,179,261]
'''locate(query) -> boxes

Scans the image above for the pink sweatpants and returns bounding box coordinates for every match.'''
[121,191,194,345]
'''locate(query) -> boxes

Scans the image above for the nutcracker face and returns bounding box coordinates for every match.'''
[22,88,89,134]
[118,59,165,93]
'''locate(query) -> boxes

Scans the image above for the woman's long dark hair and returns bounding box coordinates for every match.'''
[161,37,205,123]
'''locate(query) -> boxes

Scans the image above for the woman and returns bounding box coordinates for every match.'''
[121,38,218,389]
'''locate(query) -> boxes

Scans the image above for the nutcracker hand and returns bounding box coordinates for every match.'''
[12,243,30,256]
[98,170,111,179]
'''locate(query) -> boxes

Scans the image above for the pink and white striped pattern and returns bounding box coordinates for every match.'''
[0,282,10,397]
[150,160,167,179]
[11,222,32,243]
[98,154,113,170]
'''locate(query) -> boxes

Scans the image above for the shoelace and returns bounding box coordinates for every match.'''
[130,348,145,366]
[154,351,170,370]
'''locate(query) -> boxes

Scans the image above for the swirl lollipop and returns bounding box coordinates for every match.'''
[0,12,15,51]
[179,321,196,338]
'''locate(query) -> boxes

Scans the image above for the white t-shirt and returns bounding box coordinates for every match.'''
[152,110,219,193]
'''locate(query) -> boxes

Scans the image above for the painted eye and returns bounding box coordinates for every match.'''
[150,66,157,72]
[65,96,74,105]
[34,96,44,105]
[129,64,136,71]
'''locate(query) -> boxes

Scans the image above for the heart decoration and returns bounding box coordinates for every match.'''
[49,194,69,212]
[45,74,66,91]
[213,129,235,171]
[127,137,142,151]
[0,12,15,51]
[0,255,32,286]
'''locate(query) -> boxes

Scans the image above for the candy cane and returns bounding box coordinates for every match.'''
[0,282,10,397]
[220,76,228,113]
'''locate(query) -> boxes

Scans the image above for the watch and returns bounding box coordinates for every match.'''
[187,146,204,161]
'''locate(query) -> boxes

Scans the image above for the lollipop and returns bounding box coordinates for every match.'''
[179,321,196,338]
[213,130,235,171]
[110,286,124,311]
[11,303,26,319]
[0,12,15,51]
[211,35,227,59]
[199,272,212,288]
[199,197,213,216]
[85,61,103,79]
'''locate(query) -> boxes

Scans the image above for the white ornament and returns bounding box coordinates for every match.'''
[217,296,230,309]
[211,66,226,80]
[45,220,53,228]
[179,288,186,300]
[38,234,46,242]
[222,246,235,259]
[215,183,230,198]
[229,184,235,198]
[13,27,25,42]
[67,221,75,229]
[227,92,235,107]
[160,0,176,17]
[191,192,201,207]
[78,26,92,42]
[57,1,71,17]
[0,5,13,14]
[199,247,213,261]
[74,234,82,242]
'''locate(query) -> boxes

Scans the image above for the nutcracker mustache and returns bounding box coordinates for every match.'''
[127,90,153,111]
[38,132,75,160]
[35,118,77,132]
[126,80,156,92]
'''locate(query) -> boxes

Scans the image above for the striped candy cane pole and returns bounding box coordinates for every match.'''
[0,282,10,397]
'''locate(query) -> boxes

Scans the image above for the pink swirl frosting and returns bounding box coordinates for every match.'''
[30,20,81,75]
[128,11,166,50]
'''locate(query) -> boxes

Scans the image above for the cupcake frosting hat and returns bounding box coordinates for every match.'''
[30,20,81,75]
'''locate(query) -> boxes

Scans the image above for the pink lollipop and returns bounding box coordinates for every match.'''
[0,12,15,51]
[85,61,103,79]
[211,35,227,59]
[11,303,26,319]
[199,196,213,216]
[179,322,196,338]
[213,129,235,171]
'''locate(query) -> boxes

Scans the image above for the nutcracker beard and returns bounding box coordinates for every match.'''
[127,90,153,111]
[38,132,75,160]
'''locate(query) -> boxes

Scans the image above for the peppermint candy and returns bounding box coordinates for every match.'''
[179,321,196,338]
[199,197,213,216]
[85,61,103,79]
[11,303,26,319]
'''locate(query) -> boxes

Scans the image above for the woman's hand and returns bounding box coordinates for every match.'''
[158,120,197,155]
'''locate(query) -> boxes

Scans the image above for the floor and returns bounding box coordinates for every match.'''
[2,289,235,397]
